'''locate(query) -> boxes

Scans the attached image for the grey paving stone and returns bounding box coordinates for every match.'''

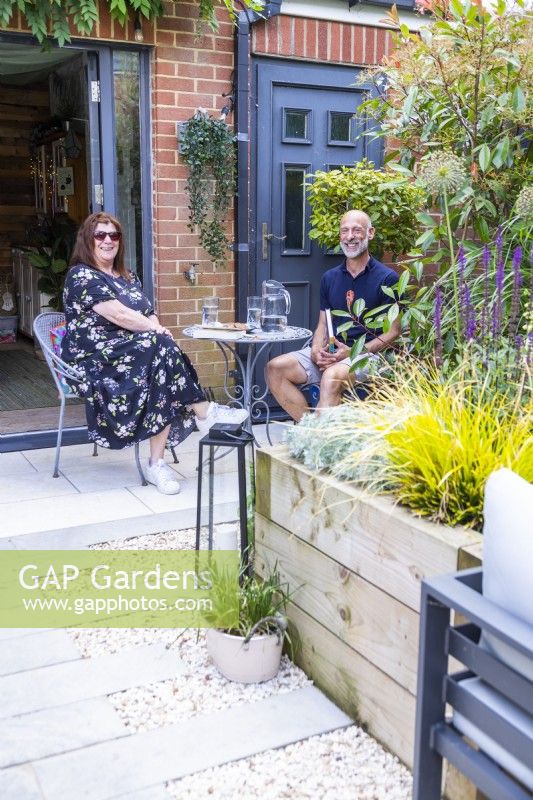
[0,764,44,800]
[0,629,80,676]
[0,644,184,718]
[0,627,52,642]
[33,686,352,800]
[0,697,127,769]
[0,538,16,550]
[9,503,238,550]
[109,787,170,800]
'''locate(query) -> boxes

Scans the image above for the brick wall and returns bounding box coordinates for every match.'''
[149,2,236,390]
[1,2,393,390]
[252,14,393,66]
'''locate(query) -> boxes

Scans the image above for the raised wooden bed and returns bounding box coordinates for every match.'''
[255,445,483,794]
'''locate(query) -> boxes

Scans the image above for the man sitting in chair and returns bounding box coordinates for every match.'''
[266,209,400,422]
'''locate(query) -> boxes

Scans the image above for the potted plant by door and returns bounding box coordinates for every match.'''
[206,568,291,684]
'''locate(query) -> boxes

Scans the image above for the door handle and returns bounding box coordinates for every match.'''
[262,222,286,260]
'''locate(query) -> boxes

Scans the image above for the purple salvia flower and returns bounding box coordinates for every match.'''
[434,284,443,366]
[464,285,476,341]
[509,246,523,340]
[480,244,491,348]
[515,335,524,367]
[458,246,468,337]
[492,243,505,341]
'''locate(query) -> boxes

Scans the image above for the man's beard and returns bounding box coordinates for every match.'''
[341,237,368,259]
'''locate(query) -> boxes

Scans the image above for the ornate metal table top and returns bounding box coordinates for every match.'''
[182,325,312,343]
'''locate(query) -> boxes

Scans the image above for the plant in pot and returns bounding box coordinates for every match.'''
[205,565,291,684]
[25,213,78,312]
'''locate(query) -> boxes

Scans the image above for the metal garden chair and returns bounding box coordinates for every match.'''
[33,311,177,483]
[413,568,533,800]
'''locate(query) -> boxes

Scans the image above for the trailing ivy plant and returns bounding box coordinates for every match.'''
[180,110,236,267]
[0,0,264,45]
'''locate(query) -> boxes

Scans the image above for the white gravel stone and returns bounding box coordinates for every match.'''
[69,526,310,733]
[68,526,413,798]
[166,725,412,800]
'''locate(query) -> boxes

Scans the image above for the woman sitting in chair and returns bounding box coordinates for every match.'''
[61,211,247,495]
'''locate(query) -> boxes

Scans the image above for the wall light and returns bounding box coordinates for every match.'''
[134,12,144,42]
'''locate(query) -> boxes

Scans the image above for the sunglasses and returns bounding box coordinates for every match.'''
[93,231,121,242]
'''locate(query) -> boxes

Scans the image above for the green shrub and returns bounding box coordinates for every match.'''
[306,159,424,259]
[360,0,533,251]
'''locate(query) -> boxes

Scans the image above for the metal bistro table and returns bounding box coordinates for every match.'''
[183,325,312,444]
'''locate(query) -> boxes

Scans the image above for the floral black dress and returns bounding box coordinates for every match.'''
[61,264,205,449]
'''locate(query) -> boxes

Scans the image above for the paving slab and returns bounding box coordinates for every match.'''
[0,644,184,718]
[0,697,127,769]
[0,627,52,642]
[128,473,240,514]
[0,629,80,676]
[61,462,149,494]
[32,686,352,800]
[0,472,78,504]
[0,764,44,800]
[0,451,38,477]
[0,488,152,538]
[109,787,171,800]
[8,503,239,550]
[0,538,16,549]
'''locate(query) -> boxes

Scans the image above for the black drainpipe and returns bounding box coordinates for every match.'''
[234,0,282,324]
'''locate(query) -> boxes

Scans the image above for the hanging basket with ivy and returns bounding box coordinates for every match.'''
[179,110,236,267]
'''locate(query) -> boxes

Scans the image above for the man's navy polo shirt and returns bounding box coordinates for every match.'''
[320,256,398,345]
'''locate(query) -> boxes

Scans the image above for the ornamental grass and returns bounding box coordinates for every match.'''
[287,360,532,531]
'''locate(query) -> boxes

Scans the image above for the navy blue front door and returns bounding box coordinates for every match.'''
[252,58,382,333]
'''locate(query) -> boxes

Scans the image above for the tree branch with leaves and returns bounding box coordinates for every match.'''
[0,0,265,45]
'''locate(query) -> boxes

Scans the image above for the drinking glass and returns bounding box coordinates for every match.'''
[246,296,262,330]
[202,296,220,327]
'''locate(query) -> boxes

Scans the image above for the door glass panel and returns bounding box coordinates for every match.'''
[113,51,142,276]
[284,109,311,142]
[329,111,355,145]
[284,167,306,250]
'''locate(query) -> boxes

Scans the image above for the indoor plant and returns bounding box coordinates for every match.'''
[205,566,291,683]
[25,213,78,312]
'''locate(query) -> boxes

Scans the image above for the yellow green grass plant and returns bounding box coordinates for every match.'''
[288,359,532,531]
[381,363,532,529]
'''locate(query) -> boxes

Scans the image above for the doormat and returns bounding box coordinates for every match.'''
[0,348,78,411]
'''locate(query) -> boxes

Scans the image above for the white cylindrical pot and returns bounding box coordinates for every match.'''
[213,524,239,551]
[206,628,283,683]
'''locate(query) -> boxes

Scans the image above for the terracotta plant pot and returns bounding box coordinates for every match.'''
[206,623,285,683]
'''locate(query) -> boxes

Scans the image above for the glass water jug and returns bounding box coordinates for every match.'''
[261,280,291,332]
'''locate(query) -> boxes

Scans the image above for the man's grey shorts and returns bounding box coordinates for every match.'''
[291,345,373,386]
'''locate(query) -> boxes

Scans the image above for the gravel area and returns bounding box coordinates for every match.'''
[69,526,310,733]
[68,526,412,798]
[166,725,412,800]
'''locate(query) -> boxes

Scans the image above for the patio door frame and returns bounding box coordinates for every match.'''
[0,33,153,452]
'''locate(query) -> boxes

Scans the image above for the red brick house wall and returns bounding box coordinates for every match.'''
[2,1,394,391]
[252,13,392,65]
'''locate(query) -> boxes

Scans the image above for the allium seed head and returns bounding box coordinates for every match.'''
[418,151,467,195]
[514,186,533,222]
